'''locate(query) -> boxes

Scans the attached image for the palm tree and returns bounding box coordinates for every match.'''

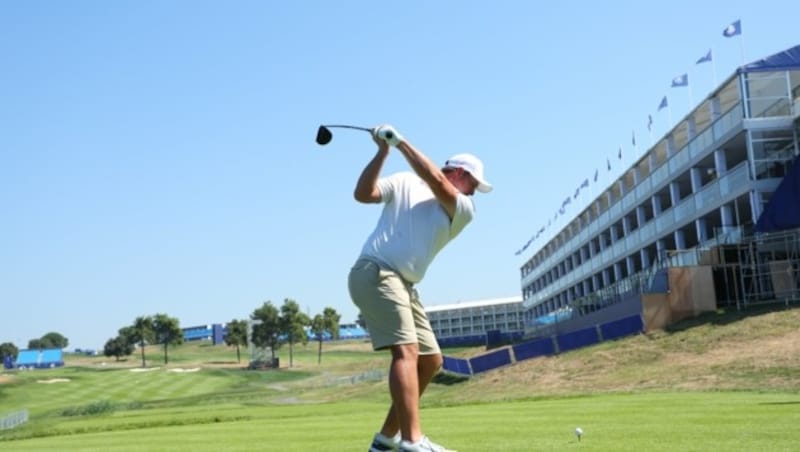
[132,316,154,368]
[280,299,310,368]
[310,307,341,364]
[224,319,248,363]
[152,313,183,365]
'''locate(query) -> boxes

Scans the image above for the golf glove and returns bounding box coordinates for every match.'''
[375,125,403,147]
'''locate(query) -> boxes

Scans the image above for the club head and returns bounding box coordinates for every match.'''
[316,125,333,145]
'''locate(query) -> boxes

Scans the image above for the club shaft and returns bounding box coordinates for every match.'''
[322,124,372,132]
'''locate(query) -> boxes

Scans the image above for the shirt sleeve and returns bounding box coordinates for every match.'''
[376,172,407,203]
[450,193,475,237]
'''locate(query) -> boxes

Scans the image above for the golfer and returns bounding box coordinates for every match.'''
[348,124,491,452]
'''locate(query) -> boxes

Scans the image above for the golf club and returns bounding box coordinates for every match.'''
[316,124,394,146]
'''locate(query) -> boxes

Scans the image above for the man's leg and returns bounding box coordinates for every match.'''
[349,260,427,448]
[386,343,421,442]
[379,352,443,440]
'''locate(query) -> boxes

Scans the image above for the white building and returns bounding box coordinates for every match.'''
[519,44,800,336]
[427,296,524,347]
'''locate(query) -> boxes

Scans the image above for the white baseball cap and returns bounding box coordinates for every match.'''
[444,153,493,193]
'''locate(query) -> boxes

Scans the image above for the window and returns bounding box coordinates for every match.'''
[746,72,791,118]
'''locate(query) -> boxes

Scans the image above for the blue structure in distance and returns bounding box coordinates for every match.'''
[13,349,65,369]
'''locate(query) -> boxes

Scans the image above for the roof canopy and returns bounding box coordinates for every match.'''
[738,44,800,74]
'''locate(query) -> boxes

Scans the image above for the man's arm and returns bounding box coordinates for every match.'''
[395,140,459,219]
[353,136,391,204]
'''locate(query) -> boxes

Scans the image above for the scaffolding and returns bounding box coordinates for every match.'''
[717,228,800,309]
[524,227,800,338]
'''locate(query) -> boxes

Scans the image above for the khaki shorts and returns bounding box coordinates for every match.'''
[348,258,440,355]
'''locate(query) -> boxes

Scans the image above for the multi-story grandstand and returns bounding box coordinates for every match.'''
[426,296,524,347]
[519,44,800,339]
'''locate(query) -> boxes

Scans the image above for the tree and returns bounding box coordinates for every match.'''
[310,306,341,364]
[251,301,281,367]
[103,336,134,361]
[279,298,310,368]
[40,332,69,349]
[224,319,248,363]
[118,326,138,348]
[27,338,45,350]
[309,314,325,365]
[152,313,183,365]
[0,342,19,360]
[323,307,341,340]
[131,316,154,368]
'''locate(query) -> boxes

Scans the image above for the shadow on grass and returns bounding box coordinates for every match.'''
[663,303,798,334]
[433,372,470,386]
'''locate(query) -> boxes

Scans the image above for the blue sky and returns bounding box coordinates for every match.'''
[2,1,797,350]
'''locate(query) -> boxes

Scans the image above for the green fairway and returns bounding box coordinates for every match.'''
[2,307,799,451]
[2,390,798,451]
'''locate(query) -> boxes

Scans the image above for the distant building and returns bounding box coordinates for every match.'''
[13,349,64,369]
[426,296,524,347]
[183,322,368,344]
[336,323,368,340]
[182,324,226,344]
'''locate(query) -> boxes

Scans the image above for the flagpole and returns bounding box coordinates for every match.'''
[739,34,746,65]
[711,46,718,86]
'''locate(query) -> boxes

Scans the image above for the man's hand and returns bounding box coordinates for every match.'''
[371,128,391,153]
[374,124,404,147]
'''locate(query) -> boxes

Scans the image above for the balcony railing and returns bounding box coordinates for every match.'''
[523,162,752,308]
[522,104,743,290]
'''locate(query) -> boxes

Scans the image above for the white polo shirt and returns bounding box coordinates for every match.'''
[358,171,475,283]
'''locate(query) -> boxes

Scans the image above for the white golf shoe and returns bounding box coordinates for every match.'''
[398,435,457,452]
[369,432,401,452]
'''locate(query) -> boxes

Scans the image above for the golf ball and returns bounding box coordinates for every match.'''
[575,427,583,435]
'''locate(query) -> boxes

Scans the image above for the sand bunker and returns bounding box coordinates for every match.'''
[129,367,161,372]
[37,378,70,384]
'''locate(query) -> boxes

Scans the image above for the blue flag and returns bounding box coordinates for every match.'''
[594,168,599,182]
[632,130,636,147]
[658,96,668,111]
[581,178,589,189]
[647,114,653,131]
[671,73,689,87]
[723,19,741,38]
[696,49,712,64]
